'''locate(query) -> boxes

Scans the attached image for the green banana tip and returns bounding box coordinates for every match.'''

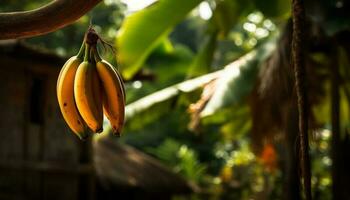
[113,131,121,137]
[77,131,89,141]
[96,127,103,133]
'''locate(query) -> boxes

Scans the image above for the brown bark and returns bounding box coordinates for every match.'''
[0,0,102,39]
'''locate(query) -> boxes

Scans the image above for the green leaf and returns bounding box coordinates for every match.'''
[151,37,175,55]
[146,139,182,165]
[187,0,247,79]
[339,47,350,131]
[212,0,245,38]
[312,82,330,128]
[220,112,252,141]
[124,70,221,121]
[116,0,203,79]
[186,30,218,78]
[201,39,276,117]
[177,145,207,182]
[147,43,194,84]
[252,0,290,19]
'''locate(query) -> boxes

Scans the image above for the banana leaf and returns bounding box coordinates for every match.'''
[186,30,218,78]
[116,0,203,80]
[200,39,276,117]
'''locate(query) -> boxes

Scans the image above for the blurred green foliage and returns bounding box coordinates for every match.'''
[116,0,203,79]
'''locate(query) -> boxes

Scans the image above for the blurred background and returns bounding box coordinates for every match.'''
[0,0,349,199]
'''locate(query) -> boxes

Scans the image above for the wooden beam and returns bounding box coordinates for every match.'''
[0,0,102,39]
[0,161,94,174]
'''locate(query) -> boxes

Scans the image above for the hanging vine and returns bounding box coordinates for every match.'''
[291,0,312,199]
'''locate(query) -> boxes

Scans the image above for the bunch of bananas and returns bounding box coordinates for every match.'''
[57,28,125,140]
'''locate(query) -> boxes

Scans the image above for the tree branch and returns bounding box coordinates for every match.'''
[0,0,102,39]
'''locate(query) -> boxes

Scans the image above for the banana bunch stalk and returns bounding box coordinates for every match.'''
[57,28,125,140]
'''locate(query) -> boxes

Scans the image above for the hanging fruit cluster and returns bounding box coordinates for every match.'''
[57,27,125,140]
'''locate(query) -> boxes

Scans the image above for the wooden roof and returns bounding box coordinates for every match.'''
[0,40,67,67]
[93,135,197,194]
[0,40,65,73]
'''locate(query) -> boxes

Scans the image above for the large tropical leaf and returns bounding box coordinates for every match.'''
[186,0,248,79]
[147,40,194,85]
[200,40,276,117]
[116,0,203,80]
[125,70,222,121]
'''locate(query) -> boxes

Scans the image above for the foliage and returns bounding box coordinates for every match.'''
[147,139,207,182]
[309,130,332,200]
[116,0,203,79]
[201,39,276,116]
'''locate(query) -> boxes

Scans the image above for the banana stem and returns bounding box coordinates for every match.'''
[77,42,86,59]
[90,45,97,65]
[92,46,102,62]
[84,44,91,62]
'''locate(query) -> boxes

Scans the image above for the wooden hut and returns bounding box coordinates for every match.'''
[0,40,195,200]
[94,135,197,200]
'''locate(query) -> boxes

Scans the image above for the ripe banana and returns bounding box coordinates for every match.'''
[95,59,125,136]
[57,27,126,139]
[114,66,126,102]
[57,56,89,140]
[74,45,104,133]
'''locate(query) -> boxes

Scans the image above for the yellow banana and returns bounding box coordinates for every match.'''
[92,66,103,133]
[57,56,88,140]
[113,68,126,103]
[96,60,125,136]
[114,66,126,102]
[74,45,103,133]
